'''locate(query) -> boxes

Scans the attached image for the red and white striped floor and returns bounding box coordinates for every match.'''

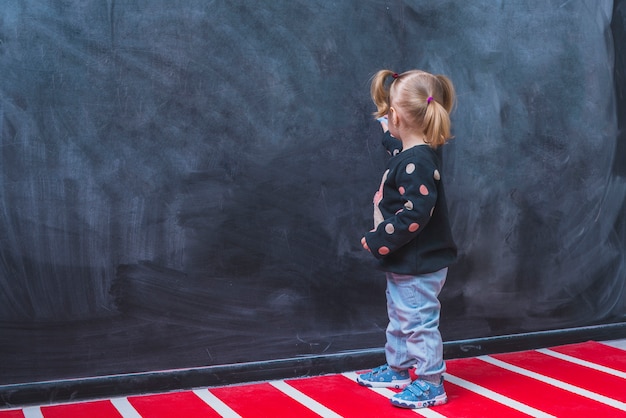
[2,340,626,417]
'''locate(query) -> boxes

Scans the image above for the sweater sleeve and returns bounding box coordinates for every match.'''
[364,156,438,259]
[381,131,403,156]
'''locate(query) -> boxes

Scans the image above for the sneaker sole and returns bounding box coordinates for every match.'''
[390,394,448,409]
[356,377,411,389]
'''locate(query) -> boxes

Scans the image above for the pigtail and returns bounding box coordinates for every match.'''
[370,70,396,118]
[423,74,456,147]
[435,74,456,114]
[423,101,451,147]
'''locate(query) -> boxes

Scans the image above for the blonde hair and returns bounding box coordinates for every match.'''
[370,69,456,148]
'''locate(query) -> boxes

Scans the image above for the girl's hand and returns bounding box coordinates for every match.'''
[377,116,389,133]
[373,190,383,206]
[361,237,370,252]
[373,205,384,230]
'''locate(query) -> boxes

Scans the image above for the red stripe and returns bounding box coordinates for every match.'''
[40,400,122,418]
[549,341,626,372]
[128,391,222,418]
[0,411,24,418]
[209,382,322,418]
[434,381,532,417]
[446,357,626,417]
[286,374,418,417]
[492,350,626,402]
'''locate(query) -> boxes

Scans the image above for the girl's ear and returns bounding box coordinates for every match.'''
[389,106,400,127]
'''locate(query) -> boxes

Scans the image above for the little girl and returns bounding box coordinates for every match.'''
[357,69,457,409]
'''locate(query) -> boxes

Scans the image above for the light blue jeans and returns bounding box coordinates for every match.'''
[385,268,447,376]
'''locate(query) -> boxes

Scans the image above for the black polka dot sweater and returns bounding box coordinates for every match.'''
[363,131,457,275]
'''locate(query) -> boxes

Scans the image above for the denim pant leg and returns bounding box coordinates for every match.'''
[384,268,447,375]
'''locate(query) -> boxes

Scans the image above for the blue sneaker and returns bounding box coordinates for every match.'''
[356,364,411,389]
[390,377,447,409]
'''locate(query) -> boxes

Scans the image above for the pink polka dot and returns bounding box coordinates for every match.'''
[405,163,416,174]
[395,209,403,215]
[398,186,406,195]
[419,185,429,195]
[378,246,390,255]
[409,223,419,232]
[385,224,395,234]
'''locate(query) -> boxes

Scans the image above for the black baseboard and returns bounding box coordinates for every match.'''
[2,322,626,408]
[443,322,626,358]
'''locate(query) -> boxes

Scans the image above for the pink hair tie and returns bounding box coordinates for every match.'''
[427,96,434,104]
[392,73,399,79]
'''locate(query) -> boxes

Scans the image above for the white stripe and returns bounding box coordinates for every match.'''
[270,380,343,418]
[110,397,143,418]
[602,339,626,351]
[479,355,626,411]
[21,407,44,418]
[537,348,626,379]
[193,389,243,418]
[342,372,446,417]
[443,373,556,418]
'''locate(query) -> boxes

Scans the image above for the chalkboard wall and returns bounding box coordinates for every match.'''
[1,0,625,385]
